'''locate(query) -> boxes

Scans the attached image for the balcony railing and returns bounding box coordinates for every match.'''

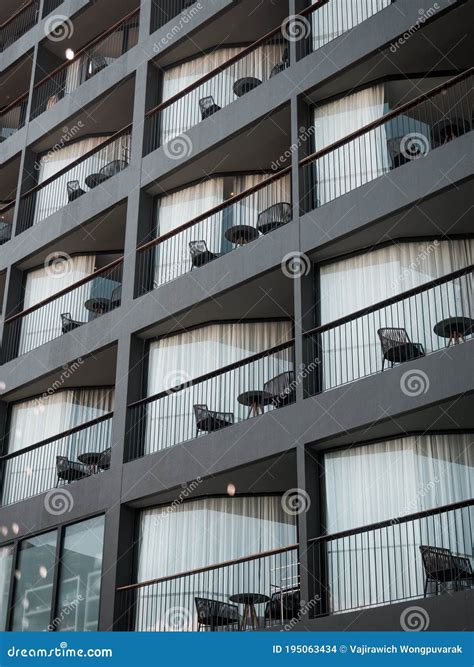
[135,171,292,295]
[117,544,299,631]
[30,9,140,120]
[16,127,131,233]
[0,413,113,506]
[303,0,393,58]
[126,340,295,460]
[300,70,473,212]
[151,0,200,33]
[0,204,14,245]
[303,265,474,396]
[42,0,65,17]
[0,0,40,52]
[308,499,474,616]
[144,8,299,155]
[0,92,29,142]
[2,258,123,363]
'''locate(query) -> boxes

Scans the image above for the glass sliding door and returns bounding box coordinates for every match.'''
[323,434,474,611]
[0,545,14,630]
[11,531,58,631]
[55,516,105,631]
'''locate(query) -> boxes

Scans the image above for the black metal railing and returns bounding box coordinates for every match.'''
[135,171,292,295]
[303,266,474,396]
[0,0,40,52]
[42,0,65,17]
[30,9,140,120]
[117,544,299,631]
[16,127,131,233]
[0,205,14,245]
[0,93,29,142]
[0,414,113,506]
[2,258,123,362]
[144,14,295,154]
[151,0,200,32]
[308,499,474,616]
[126,340,295,461]
[300,71,473,212]
[302,0,393,58]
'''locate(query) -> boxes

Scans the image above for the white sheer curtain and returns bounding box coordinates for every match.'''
[313,85,390,205]
[154,178,224,285]
[160,45,282,143]
[145,322,292,453]
[18,255,96,355]
[318,239,474,388]
[323,434,473,611]
[2,388,114,506]
[311,0,392,51]
[136,496,297,630]
[232,173,292,229]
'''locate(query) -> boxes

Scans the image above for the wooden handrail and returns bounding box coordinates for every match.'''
[4,256,124,324]
[304,264,474,337]
[0,90,29,116]
[144,0,330,118]
[32,7,140,92]
[117,543,299,591]
[308,498,474,544]
[0,0,36,30]
[299,68,473,168]
[136,167,292,253]
[0,412,113,461]
[128,339,295,408]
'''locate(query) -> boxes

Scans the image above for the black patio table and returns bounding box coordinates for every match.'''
[225,224,259,246]
[237,390,273,418]
[85,173,108,189]
[233,77,262,97]
[77,452,104,474]
[433,316,474,345]
[229,593,270,630]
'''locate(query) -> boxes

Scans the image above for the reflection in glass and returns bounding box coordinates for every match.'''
[0,545,14,630]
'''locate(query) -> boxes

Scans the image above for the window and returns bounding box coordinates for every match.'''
[55,516,105,632]
[0,545,14,630]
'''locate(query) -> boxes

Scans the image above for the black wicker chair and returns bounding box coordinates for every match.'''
[256,202,292,234]
[199,96,221,120]
[189,240,220,269]
[270,47,289,78]
[110,285,122,310]
[56,456,90,485]
[377,327,425,370]
[263,371,295,409]
[67,180,86,202]
[419,545,473,596]
[98,159,128,180]
[265,587,300,626]
[97,447,112,470]
[195,597,240,631]
[387,137,412,169]
[61,312,85,334]
[193,404,234,436]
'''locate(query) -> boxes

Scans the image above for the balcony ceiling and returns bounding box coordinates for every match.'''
[0,53,32,108]
[156,0,289,68]
[0,0,22,25]
[0,153,21,202]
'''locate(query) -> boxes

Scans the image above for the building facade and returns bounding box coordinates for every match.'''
[0,0,472,633]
